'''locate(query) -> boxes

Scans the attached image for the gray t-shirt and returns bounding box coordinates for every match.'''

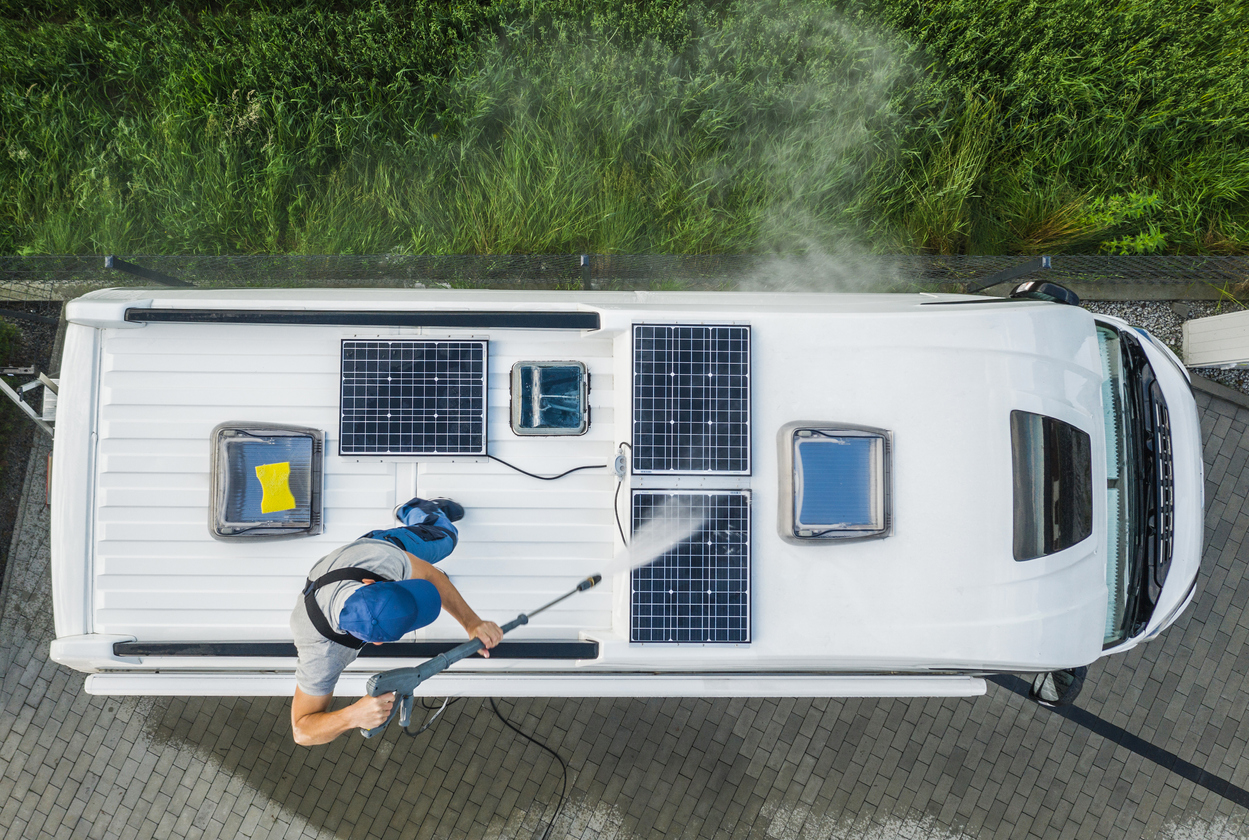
[290,539,412,696]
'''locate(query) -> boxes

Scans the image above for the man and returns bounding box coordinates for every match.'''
[289,497,502,745]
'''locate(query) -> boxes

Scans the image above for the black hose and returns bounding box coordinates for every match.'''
[490,698,569,840]
[400,696,457,738]
[394,697,571,840]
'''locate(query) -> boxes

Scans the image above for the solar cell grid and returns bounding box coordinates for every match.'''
[340,340,487,455]
[631,325,750,474]
[630,491,751,643]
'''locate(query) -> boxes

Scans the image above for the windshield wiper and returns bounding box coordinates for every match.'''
[1119,332,1160,636]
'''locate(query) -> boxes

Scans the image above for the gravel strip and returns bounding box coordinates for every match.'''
[0,301,60,595]
[1081,299,1249,396]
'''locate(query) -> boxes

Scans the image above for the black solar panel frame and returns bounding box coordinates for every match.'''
[630,490,751,644]
[339,339,488,456]
[631,324,751,475]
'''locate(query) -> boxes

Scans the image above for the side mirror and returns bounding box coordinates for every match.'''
[1009,280,1080,306]
[1028,666,1088,708]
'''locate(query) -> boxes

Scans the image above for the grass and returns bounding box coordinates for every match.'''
[1,0,1246,256]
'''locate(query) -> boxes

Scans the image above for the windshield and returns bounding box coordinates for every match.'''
[1097,324,1172,646]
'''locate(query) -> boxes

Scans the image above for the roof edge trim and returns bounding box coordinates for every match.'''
[124,309,601,330]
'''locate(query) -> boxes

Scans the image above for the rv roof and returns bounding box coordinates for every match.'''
[52,289,1109,673]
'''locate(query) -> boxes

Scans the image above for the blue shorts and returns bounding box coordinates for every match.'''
[360,509,458,565]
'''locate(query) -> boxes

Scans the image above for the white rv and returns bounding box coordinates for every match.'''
[46,287,1203,699]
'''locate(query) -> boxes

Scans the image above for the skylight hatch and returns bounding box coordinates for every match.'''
[209,423,324,540]
[779,423,891,543]
[510,361,589,435]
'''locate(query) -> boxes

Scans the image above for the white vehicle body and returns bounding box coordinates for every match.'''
[48,288,1203,698]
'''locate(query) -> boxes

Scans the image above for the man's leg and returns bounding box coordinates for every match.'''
[361,501,460,564]
[395,497,464,524]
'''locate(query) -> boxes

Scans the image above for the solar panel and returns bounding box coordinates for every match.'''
[340,340,487,455]
[632,325,750,474]
[630,491,751,643]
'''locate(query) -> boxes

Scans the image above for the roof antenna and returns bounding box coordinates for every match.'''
[964,256,1051,295]
[104,256,194,288]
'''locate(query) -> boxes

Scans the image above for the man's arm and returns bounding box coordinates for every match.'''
[407,555,503,655]
[290,686,395,746]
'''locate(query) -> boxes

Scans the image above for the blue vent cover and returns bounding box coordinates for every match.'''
[224,436,315,526]
[209,424,325,540]
[795,437,876,527]
[781,425,891,542]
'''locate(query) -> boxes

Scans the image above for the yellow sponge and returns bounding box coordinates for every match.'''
[255,462,296,513]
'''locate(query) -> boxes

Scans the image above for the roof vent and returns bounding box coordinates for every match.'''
[510,361,589,435]
[778,422,891,543]
[209,423,324,540]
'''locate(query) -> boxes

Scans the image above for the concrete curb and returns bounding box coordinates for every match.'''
[2,281,1245,303]
[1073,284,1244,302]
[1191,373,1249,411]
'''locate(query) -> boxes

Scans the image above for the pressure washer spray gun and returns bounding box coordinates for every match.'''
[361,574,603,738]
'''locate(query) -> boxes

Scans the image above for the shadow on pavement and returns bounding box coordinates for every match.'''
[143,691,580,839]
[988,674,1249,810]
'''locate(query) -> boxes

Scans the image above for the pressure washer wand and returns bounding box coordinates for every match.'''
[361,574,602,738]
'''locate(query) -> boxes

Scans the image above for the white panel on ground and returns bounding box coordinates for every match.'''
[1183,308,1249,368]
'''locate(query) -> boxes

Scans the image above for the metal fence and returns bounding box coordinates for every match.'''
[2,254,1247,301]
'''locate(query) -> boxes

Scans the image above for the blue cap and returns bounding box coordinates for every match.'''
[338,579,442,643]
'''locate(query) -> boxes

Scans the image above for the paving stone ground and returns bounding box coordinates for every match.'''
[2,388,1247,840]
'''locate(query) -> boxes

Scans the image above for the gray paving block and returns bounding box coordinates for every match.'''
[2,402,1248,840]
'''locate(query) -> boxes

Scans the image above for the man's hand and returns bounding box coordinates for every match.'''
[472,621,504,657]
[292,687,396,745]
[350,692,396,729]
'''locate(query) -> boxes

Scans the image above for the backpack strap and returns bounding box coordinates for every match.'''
[303,567,394,649]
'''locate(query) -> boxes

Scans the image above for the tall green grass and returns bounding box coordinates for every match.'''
[2,0,1246,256]
[2,2,915,255]
[867,0,1249,254]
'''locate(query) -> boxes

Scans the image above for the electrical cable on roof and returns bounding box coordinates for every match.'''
[614,479,628,547]
[487,453,606,481]
[228,429,282,441]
